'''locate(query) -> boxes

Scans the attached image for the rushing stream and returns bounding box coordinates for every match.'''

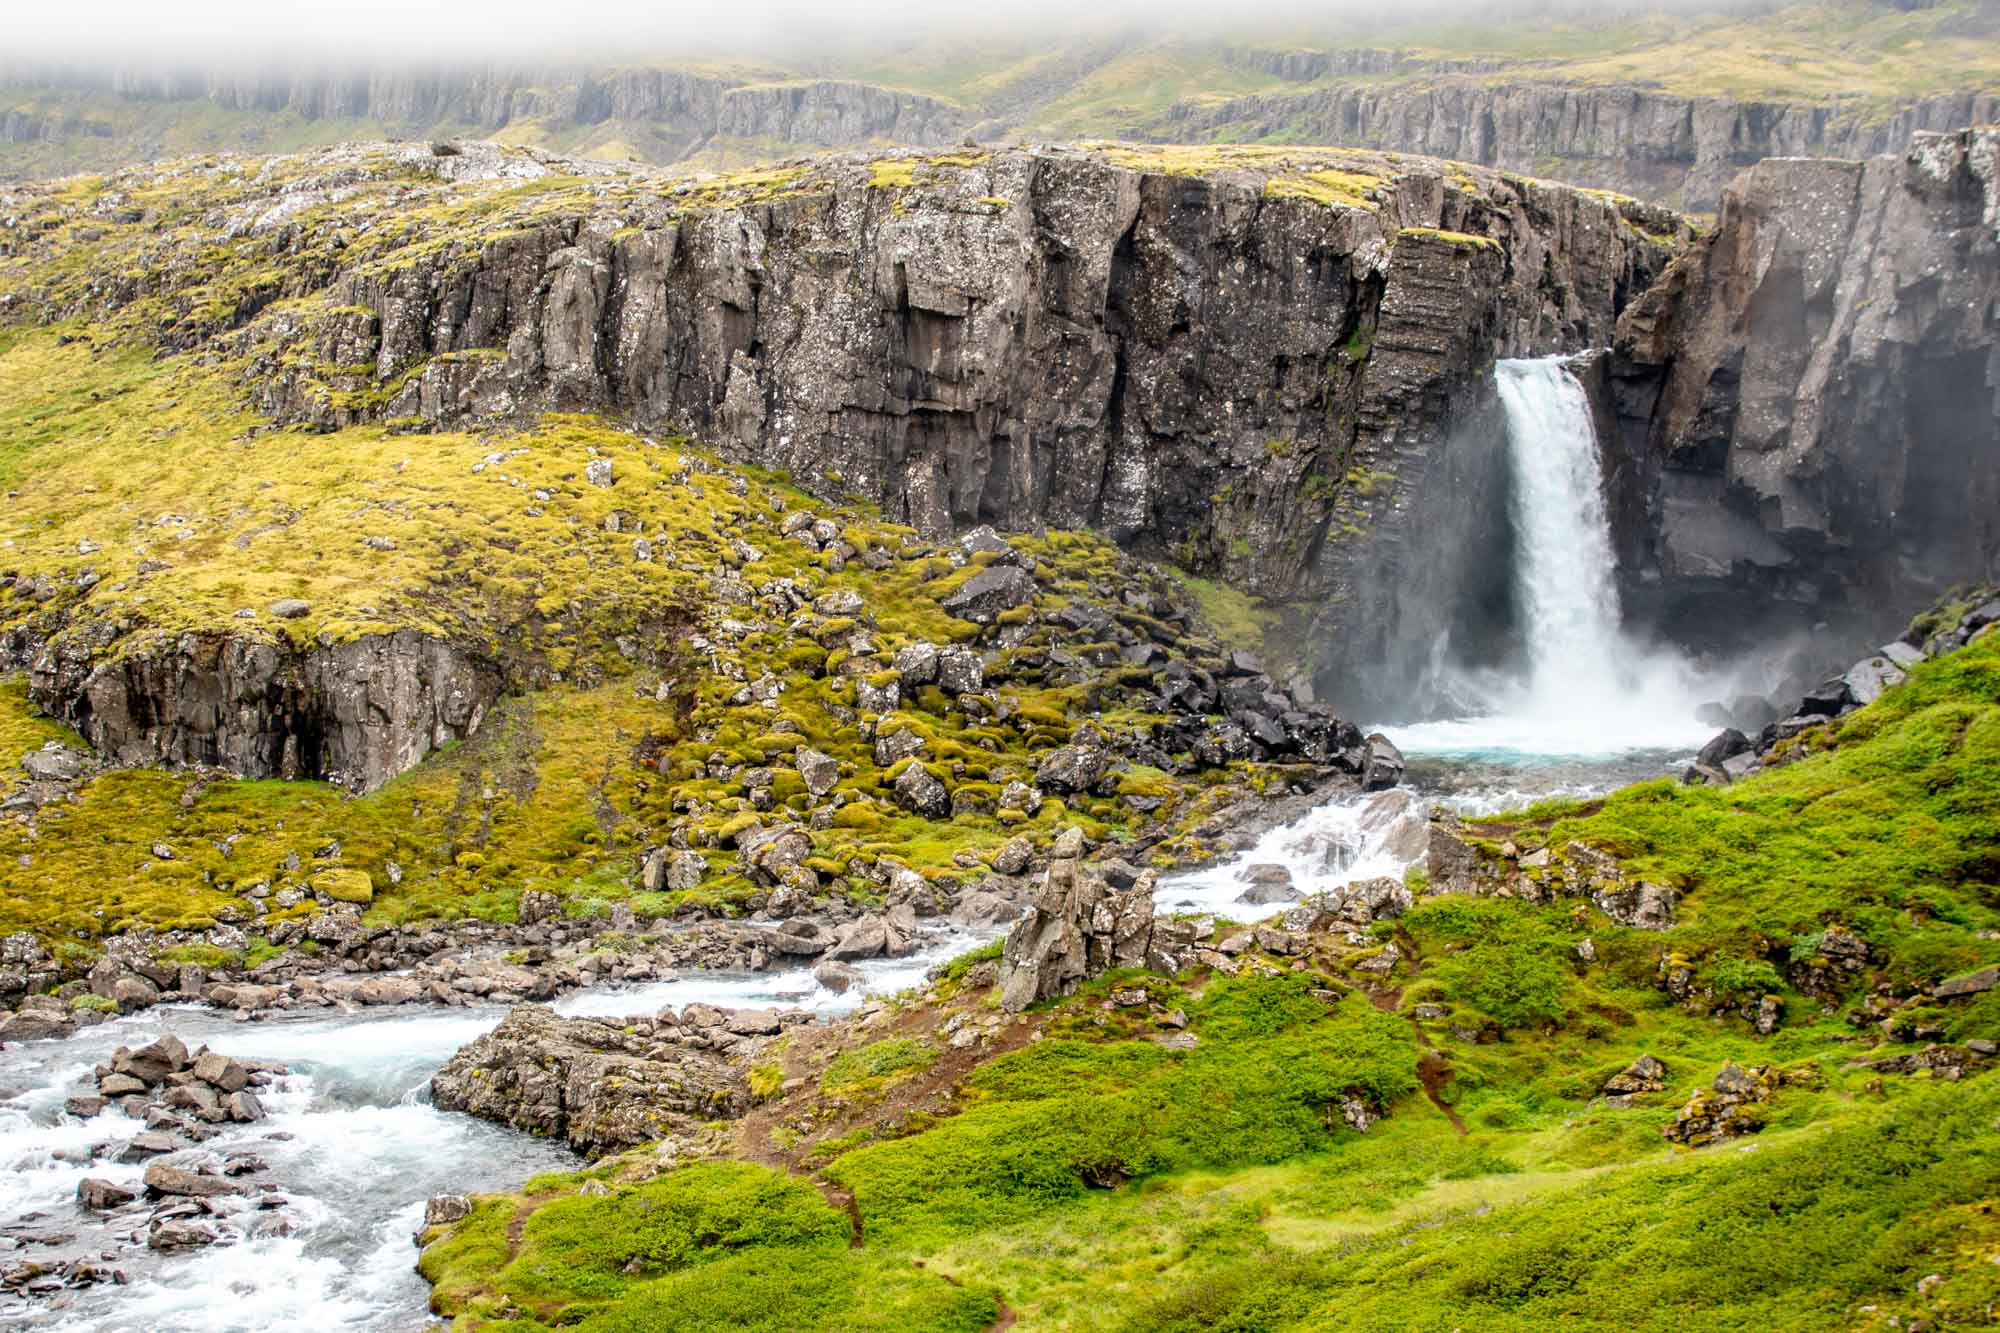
[0,355,1735,1330]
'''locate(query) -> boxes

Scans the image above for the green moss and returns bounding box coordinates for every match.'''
[820,1037,938,1094]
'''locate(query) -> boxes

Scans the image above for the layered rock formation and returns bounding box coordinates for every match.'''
[0,60,968,163]
[1602,128,2000,655]
[190,142,1681,615]
[21,629,498,793]
[1157,82,2000,212]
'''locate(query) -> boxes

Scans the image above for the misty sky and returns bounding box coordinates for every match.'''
[8,0,1765,66]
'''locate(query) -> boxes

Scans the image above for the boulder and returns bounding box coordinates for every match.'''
[21,744,87,782]
[812,960,865,994]
[939,565,1037,624]
[1695,728,1751,769]
[936,648,985,695]
[1360,734,1406,791]
[1841,655,1906,706]
[430,1006,754,1155]
[516,889,559,925]
[143,1162,241,1198]
[76,1178,138,1210]
[666,850,708,892]
[991,836,1034,877]
[149,1220,219,1252]
[892,764,950,819]
[738,825,812,885]
[1235,864,1298,906]
[192,1052,250,1093]
[114,1034,190,1084]
[424,1194,474,1229]
[354,976,422,1005]
[1034,744,1112,795]
[891,642,939,685]
[795,747,840,798]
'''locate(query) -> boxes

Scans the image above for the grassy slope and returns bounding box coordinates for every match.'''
[0,308,1300,942]
[417,636,2000,1330]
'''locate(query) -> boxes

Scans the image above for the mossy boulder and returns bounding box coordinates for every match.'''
[312,869,375,904]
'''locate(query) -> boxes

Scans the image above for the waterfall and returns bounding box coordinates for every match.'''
[1496,357,1627,701]
[1390,355,1715,755]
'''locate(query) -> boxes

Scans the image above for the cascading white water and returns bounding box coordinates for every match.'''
[1498,358,1629,702]
[1391,355,1716,757]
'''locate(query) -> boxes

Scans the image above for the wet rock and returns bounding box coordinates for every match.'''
[76,1179,137,1211]
[1696,729,1751,769]
[1360,734,1405,791]
[812,960,864,993]
[354,976,422,1005]
[148,1220,218,1251]
[143,1162,242,1198]
[114,1035,190,1084]
[193,1052,250,1093]
[1235,864,1299,906]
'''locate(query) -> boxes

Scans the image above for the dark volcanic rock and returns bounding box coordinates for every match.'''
[27,629,500,793]
[1607,128,2000,656]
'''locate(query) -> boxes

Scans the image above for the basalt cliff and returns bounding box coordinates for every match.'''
[2,129,1996,755]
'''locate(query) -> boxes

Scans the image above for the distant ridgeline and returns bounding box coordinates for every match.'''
[5,0,2000,207]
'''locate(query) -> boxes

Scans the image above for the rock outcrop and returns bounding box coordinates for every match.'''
[3,141,1678,613]
[430,1003,803,1154]
[23,628,500,793]
[998,828,1196,1011]
[0,61,967,174]
[1604,128,2000,655]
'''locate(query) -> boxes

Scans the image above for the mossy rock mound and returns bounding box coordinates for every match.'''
[312,869,374,904]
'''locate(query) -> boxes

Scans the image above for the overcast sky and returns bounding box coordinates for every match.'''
[7,0,1766,65]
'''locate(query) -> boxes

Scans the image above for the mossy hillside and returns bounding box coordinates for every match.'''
[0,325,1310,946]
[415,1161,999,1332]
[0,676,81,802]
[1481,632,2000,996]
[421,907,2000,1332]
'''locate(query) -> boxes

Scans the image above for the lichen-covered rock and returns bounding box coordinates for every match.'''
[999,831,1180,1012]
[429,1005,759,1155]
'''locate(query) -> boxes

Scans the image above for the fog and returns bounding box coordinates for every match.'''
[8,0,1789,68]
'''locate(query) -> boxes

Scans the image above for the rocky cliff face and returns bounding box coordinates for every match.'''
[20,630,499,794]
[1155,82,2000,213]
[1602,127,2000,654]
[198,143,1683,615]
[0,60,968,162]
